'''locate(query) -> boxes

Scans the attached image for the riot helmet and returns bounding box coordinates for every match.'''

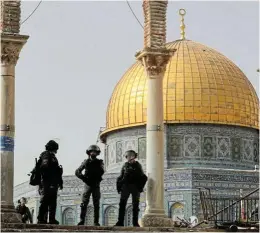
[86,145,101,156]
[45,140,59,153]
[125,150,138,162]
[20,197,27,206]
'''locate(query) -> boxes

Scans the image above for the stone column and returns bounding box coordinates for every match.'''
[135,0,175,227]
[1,35,29,223]
[1,0,29,223]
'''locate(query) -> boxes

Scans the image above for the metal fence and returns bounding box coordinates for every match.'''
[198,188,259,228]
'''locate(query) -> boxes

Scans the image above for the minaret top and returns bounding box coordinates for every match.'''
[179,8,186,40]
[143,0,168,49]
[0,0,21,34]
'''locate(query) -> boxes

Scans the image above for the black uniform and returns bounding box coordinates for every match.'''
[75,157,104,225]
[16,204,32,223]
[37,151,63,224]
[116,161,146,226]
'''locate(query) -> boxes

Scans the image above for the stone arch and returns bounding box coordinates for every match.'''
[170,202,184,222]
[125,205,133,226]
[62,207,75,226]
[104,206,118,226]
[85,206,94,226]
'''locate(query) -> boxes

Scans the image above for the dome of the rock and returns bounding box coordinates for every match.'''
[14,8,259,228]
[102,40,259,137]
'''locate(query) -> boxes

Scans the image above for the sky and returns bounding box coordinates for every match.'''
[14,0,259,185]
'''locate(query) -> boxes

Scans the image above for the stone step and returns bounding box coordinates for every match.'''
[5,223,259,232]
[1,220,259,232]
[1,228,259,233]
[0,230,225,233]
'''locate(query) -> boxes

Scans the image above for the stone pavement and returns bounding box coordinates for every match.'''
[1,223,259,232]
[1,223,226,232]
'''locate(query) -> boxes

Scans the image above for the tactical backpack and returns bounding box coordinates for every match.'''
[29,158,41,186]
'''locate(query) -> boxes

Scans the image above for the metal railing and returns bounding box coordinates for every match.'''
[194,188,259,229]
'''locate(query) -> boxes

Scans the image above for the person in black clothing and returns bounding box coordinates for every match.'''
[75,145,104,226]
[115,150,146,227]
[16,197,33,223]
[37,140,63,224]
[17,199,21,208]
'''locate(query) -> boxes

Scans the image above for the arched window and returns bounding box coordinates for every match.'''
[170,202,184,222]
[62,208,75,226]
[104,206,118,226]
[125,205,133,226]
[85,206,94,226]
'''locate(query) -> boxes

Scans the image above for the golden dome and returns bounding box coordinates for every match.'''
[104,40,259,135]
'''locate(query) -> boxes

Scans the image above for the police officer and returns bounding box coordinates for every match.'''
[115,150,146,227]
[75,145,104,226]
[16,197,32,223]
[37,140,63,224]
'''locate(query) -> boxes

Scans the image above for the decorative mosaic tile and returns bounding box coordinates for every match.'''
[231,138,241,161]
[124,139,137,153]
[105,124,258,171]
[242,139,254,161]
[217,137,230,159]
[106,145,110,166]
[253,141,259,163]
[138,137,146,159]
[202,136,215,158]
[168,135,182,158]
[116,141,123,163]
[184,135,200,158]
[109,143,116,165]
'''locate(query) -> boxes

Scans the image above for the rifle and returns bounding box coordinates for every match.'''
[28,158,37,176]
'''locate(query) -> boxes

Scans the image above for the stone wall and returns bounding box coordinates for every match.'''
[0,0,21,34]
[104,124,259,172]
[14,123,258,224]
[14,167,259,225]
[166,124,259,170]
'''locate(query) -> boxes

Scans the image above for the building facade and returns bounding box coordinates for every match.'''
[14,25,259,227]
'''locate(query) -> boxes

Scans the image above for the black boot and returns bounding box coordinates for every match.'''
[94,205,100,226]
[114,200,126,226]
[49,210,59,224]
[78,203,87,225]
[37,220,47,224]
[114,221,124,227]
[133,205,140,227]
[49,199,59,224]
[37,202,48,224]
[49,219,59,225]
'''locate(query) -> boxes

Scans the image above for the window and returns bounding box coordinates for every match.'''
[170,202,184,222]
[104,206,118,226]
[62,208,75,226]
